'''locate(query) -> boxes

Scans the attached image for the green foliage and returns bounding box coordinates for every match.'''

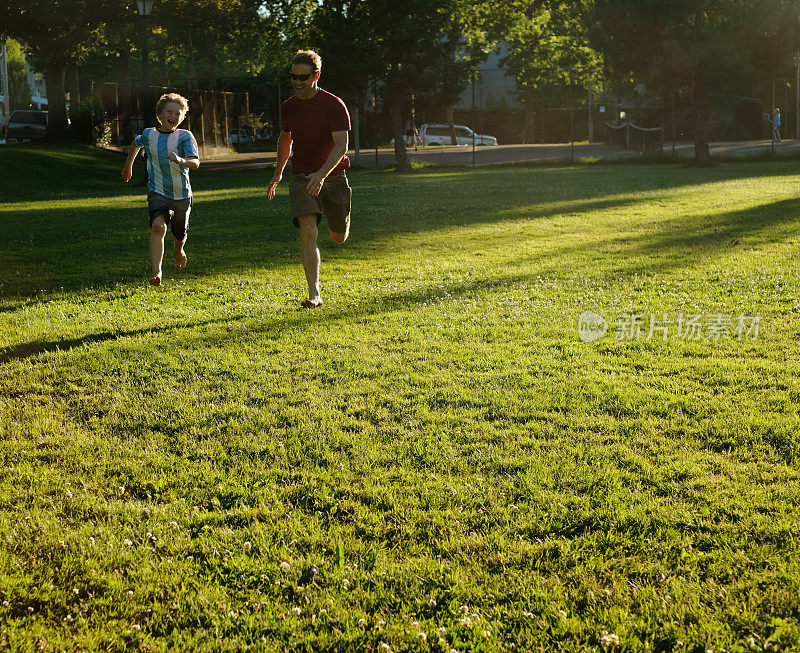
[2,146,800,650]
[3,39,32,113]
[68,98,112,146]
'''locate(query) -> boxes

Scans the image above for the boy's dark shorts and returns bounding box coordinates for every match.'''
[148,191,192,240]
[289,171,351,234]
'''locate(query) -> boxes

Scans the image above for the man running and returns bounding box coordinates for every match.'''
[267,49,352,308]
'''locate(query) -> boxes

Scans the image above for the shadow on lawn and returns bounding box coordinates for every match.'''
[0,315,246,363]
[3,161,800,302]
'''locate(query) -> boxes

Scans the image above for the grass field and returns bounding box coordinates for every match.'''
[1,144,800,652]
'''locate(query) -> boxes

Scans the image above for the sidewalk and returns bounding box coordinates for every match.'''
[199,139,800,171]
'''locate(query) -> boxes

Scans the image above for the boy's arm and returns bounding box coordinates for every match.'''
[305,130,348,197]
[267,130,293,200]
[121,143,141,182]
[167,152,200,170]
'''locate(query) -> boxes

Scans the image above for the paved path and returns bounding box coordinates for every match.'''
[199,139,800,171]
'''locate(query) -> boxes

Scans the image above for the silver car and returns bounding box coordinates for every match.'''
[5,110,49,140]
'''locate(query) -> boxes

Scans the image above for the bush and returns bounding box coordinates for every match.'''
[69,98,112,146]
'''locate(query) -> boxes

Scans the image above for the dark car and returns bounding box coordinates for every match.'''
[5,110,49,141]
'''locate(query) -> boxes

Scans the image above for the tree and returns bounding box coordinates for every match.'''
[308,0,481,171]
[0,0,125,139]
[591,0,800,164]
[3,39,32,112]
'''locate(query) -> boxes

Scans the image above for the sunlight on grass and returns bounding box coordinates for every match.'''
[1,146,800,651]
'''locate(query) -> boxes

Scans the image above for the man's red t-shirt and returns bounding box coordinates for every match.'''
[281,88,351,176]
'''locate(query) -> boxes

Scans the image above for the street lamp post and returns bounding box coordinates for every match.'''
[137,0,154,128]
[136,0,154,186]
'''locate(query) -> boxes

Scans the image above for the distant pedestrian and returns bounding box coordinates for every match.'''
[266,49,352,309]
[773,108,782,142]
[121,93,200,287]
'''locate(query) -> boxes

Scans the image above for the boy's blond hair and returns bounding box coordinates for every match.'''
[155,93,189,120]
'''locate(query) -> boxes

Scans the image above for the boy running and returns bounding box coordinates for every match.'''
[121,92,200,286]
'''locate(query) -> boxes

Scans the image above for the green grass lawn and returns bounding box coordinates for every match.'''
[1,144,799,652]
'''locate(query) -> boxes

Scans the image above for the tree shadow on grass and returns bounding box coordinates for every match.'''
[0,315,247,363]
[3,161,800,303]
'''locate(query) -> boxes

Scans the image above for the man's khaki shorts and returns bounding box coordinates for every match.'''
[289,171,351,234]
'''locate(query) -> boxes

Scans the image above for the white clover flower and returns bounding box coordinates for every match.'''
[745,637,757,649]
[358,618,366,626]
[460,605,470,615]
[428,598,437,607]
[522,611,534,619]
[244,541,252,551]
[459,616,472,628]
[131,624,141,630]
[417,632,427,641]
[438,639,447,647]
[438,626,447,636]
[280,561,291,572]
[64,615,73,622]
[123,539,133,547]
[378,643,391,652]
[558,609,567,618]
[127,590,134,596]
[228,610,238,620]
[341,578,350,589]
[410,620,419,627]
[600,632,620,647]
[482,630,491,639]
[291,607,302,615]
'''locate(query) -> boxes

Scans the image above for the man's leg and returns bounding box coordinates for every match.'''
[298,214,323,307]
[329,225,349,244]
[149,214,168,286]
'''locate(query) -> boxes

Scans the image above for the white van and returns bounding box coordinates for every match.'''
[413,123,497,146]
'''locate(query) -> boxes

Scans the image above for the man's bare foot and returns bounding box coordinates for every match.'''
[149,274,162,286]
[174,246,187,270]
[301,297,323,308]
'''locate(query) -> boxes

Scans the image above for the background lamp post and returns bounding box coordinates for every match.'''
[137,0,154,127]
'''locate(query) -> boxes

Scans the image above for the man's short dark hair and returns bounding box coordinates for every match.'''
[292,50,322,73]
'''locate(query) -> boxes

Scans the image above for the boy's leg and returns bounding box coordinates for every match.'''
[150,214,168,286]
[170,197,191,270]
[298,213,323,308]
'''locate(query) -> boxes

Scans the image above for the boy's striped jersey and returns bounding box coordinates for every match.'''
[135,128,199,200]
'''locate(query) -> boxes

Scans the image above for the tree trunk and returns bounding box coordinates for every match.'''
[156,31,169,87]
[446,106,457,145]
[118,36,134,144]
[391,91,411,172]
[186,33,198,90]
[43,59,69,141]
[693,67,711,165]
[67,64,80,106]
[205,33,219,89]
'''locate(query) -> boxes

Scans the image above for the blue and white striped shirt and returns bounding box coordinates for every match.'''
[134,128,199,200]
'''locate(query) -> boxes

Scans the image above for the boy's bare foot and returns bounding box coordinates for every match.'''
[174,246,187,270]
[149,274,162,286]
[301,297,323,308]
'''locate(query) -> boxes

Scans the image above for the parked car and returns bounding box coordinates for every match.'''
[414,123,497,146]
[5,110,49,141]
[226,129,252,145]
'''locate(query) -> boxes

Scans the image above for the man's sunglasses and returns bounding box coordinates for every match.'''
[290,72,314,81]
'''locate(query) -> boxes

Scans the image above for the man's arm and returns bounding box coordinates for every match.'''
[267,130,293,200]
[305,130,348,197]
[121,143,142,182]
